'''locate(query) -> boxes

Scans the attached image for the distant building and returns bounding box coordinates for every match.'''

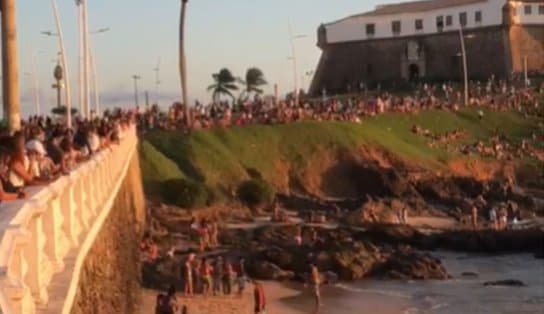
[309,0,544,95]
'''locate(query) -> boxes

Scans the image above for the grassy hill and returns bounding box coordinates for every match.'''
[141,108,542,201]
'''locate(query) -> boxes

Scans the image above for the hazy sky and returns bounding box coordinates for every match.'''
[16,0,400,115]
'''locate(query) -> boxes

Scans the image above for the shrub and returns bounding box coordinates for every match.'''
[161,179,209,209]
[237,179,275,207]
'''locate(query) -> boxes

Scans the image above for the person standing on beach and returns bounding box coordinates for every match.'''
[213,257,224,296]
[223,260,235,295]
[489,207,498,230]
[253,281,267,314]
[183,253,195,297]
[310,264,321,310]
[237,257,247,296]
[158,285,179,314]
[471,204,479,229]
[200,257,213,297]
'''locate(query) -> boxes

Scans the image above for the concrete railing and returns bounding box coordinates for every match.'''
[0,125,138,314]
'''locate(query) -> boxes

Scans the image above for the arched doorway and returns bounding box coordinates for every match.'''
[409,64,420,81]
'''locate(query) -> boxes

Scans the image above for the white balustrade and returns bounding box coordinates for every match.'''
[0,125,138,314]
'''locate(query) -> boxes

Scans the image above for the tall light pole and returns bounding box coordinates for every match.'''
[2,0,21,132]
[48,0,72,126]
[132,75,141,106]
[288,20,306,106]
[82,0,90,118]
[75,0,91,118]
[458,28,474,106]
[26,49,43,115]
[75,0,84,117]
[89,27,110,116]
[154,57,161,105]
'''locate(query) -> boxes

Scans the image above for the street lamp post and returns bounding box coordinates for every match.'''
[288,21,306,106]
[132,75,141,106]
[458,28,474,106]
[27,49,43,115]
[53,62,64,109]
[154,57,161,105]
[89,27,110,116]
[48,0,72,126]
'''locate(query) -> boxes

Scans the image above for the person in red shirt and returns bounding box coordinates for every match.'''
[253,281,266,314]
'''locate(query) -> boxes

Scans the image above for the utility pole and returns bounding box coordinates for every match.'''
[53,62,64,109]
[458,27,469,106]
[154,57,161,105]
[89,27,110,116]
[82,0,90,118]
[2,0,21,132]
[132,75,141,106]
[145,91,149,107]
[49,0,71,126]
[76,0,84,117]
[288,20,306,106]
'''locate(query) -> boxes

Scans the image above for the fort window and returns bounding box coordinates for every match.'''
[475,11,482,23]
[366,23,375,36]
[366,64,374,75]
[524,5,532,15]
[446,15,453,26]
[392,20,401,35]
[539,5,544,15]
[436,16,444,31]
[459,12,467,27]
[415,19,423,31]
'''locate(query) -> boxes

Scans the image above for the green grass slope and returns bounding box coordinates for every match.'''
[141,109,541,196]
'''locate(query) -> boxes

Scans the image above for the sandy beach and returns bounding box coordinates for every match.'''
[138,281,306,314]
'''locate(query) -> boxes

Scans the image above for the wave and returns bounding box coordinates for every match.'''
[334,283,412,299]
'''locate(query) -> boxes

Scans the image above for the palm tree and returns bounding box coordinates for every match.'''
[2,0,21,132]
[239,67,267,101]
[207,68,239,103]
[179,0,190,126]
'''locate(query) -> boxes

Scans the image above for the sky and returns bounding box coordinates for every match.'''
[15,0,399,116]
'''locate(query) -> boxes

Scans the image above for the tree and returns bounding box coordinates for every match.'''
[239,67,267,101]
[207,68,239,103]
[179,0,190,126]
[2,0,21,132]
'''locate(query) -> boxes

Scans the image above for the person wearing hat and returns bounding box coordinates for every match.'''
[26,138,59,181]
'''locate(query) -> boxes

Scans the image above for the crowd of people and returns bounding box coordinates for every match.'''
[0,109,134,204]
[135,79,544,133]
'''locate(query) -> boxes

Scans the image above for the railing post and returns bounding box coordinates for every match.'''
[61,180,81,247]
[23,214,50,307]
[2,229,34,314]
[42,196,67,272]
[86,168,97,218]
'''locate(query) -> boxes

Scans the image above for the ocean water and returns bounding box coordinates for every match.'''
[284,253,544,314]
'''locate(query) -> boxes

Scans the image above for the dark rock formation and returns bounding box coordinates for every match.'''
[484,279,526,287]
